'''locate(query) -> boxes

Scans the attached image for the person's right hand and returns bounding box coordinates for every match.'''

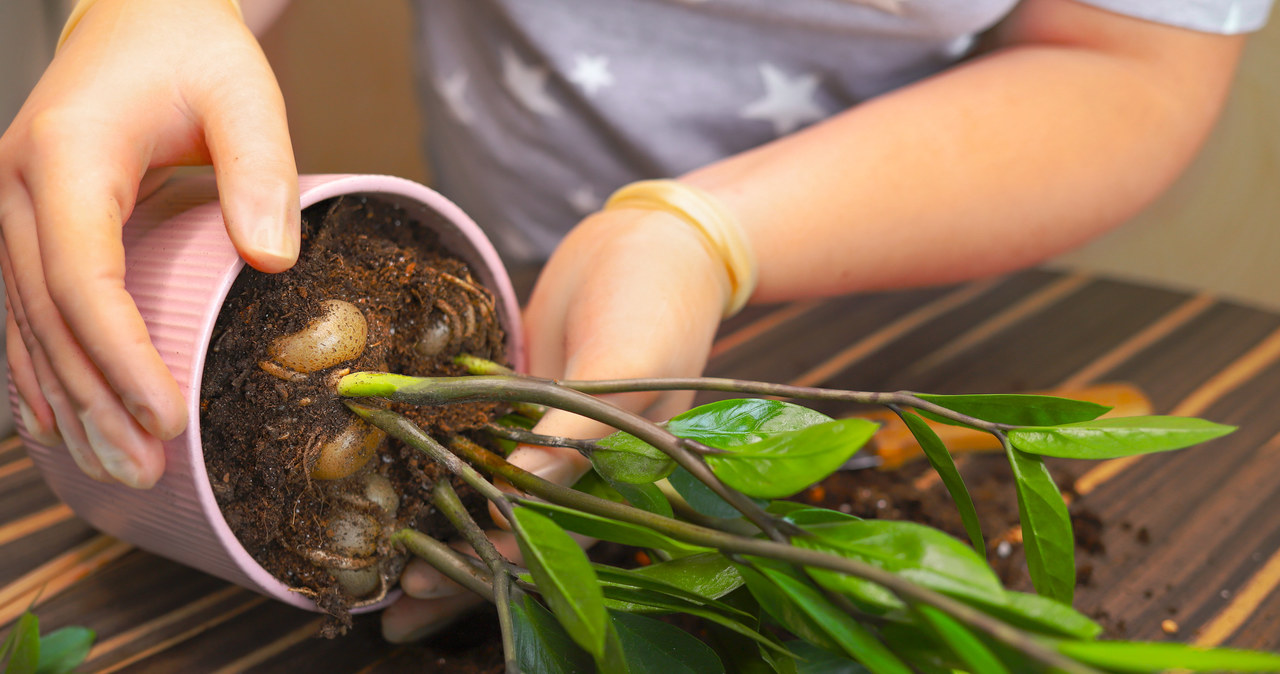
[0,0,299,488]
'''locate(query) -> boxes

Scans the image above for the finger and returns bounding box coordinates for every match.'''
[22,127,187,442]
[190,40,300,274]
[6,310,59,445]
[381,592,485,644]
[7,177,168,487]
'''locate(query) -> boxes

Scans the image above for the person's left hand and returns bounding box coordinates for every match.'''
[381,207,732,641]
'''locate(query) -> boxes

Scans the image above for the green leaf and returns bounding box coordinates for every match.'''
[667,399,834,446]
[512,507,611,659]
[962,590,1102,640]
[510,595,594,674]
[34,627,94,674]
[594,562,749,617]
[914,393,1110,427]
[572,470,674,518]
[705,419,878,498]
[1,612,40,674]
[521,500,706,554]
[593,431,677,484]
[784,642,873,674]
[1005,443,1074,604]
[744,563,911,674]
[1009,416,1236,459]
[669,467,756,519]
[791,519,1005,611]
[629,552,744,601]
[1054,639,1280,672]
[897,411,984,554]
[779,507,862,527]
[912,605,1008,673]
[611,610,725,673]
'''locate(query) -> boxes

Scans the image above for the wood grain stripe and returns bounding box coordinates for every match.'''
[0,536,133,625]
[710,300,822,360]
[209,617,326,674]
[1055,293,1216,390]
[0,435,23,456]
[93,595,269,673]
[1076,323,1280,495]
[86,585,247,662]
[0,457,33,484]
[1191,431,1280,647]
[903,273,1091,378]
[0,503,72,547]
[789,279,999,388]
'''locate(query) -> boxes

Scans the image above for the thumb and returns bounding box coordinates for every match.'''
[193,40,300,273]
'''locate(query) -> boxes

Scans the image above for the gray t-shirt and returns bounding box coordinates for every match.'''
[410,0,1272,263]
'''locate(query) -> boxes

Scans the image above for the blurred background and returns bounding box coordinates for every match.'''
[4,0,1279,309]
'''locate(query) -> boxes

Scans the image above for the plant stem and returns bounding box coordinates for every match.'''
[557,376,1012,432]
[345,402,517,524]
[447,436,1098,674]
[391,529,494,601]
[485,423,597,456]
[432,481,519,672]
[340,374,789,540]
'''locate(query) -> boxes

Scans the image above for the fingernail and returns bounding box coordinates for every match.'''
[124,399,163,438]
[80,414,152,489]
[253,214,300,266]
[52,415,108,482]
[18,396,61,446]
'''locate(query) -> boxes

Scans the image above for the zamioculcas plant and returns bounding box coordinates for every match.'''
[319,354,1280,673]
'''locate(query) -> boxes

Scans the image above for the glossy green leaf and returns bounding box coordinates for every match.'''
[593,431,676,484]
[914,393,1109,427]
[611,610,724,673]
[601,583,789,656]
[573,470,674,518]
[1054,639,1280,672]
[631,552,744,601]
[34,627,94,674]
[748,564,911,674]
[512,507,610,659]
[777,506,861,527]
[1,612,40,674]
[962,590,1102,640]
[667,399,834,446]
[898,411,984,554]
[1008,416,1236,459]
[791,519,1005,610]
[594,561,749,617]
[1005,444,1074,604]
[669,466,759,519]
[521,500,706,554]
[912,605,1008,673]
[705,419,878,498]
[510,595,594,674]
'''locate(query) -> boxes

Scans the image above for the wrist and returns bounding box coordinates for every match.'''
[601,179,757,317]
[57,0,245,52]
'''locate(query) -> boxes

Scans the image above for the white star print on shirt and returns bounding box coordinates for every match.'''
[567,185,602,215]
[501,47,562,117]
[739,63,826,136]
[440,71,476,125]
[568,54,615,96]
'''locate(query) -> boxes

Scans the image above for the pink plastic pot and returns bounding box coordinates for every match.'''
[12,174,524,613]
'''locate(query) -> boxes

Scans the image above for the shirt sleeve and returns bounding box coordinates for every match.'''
[1071,0,1272,33]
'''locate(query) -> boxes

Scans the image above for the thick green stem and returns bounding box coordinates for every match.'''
[432,481,518,672]
[446,437,1097,674]
[392,529,493,601]
[340,374,787,539]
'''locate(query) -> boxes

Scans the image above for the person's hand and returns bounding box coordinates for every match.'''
[0,0,298,488]
[381,208,732,641]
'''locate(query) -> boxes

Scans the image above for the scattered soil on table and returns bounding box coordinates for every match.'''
[200,195,509,630]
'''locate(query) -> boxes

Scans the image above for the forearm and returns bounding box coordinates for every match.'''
[683,14,1244,303]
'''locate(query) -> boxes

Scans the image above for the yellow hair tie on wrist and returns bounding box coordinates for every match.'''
[57,0,245,53]
[604,179,758,317]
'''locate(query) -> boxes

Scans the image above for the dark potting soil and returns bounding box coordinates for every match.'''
[200,195,508,629]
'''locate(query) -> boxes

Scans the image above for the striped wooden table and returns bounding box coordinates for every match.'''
[4,268,1280,671]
